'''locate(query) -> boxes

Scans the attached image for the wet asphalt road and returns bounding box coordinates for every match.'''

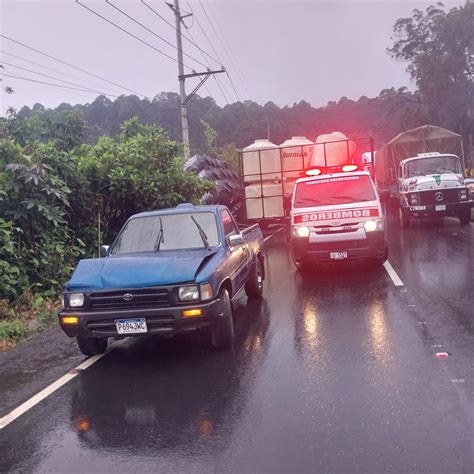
[1,215,473,473]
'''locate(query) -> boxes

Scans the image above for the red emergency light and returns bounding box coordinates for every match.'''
[305,167,322,176]
[305,164,358,177]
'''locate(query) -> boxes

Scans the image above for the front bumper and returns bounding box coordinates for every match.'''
[406,201,472,217]
[292,231,385,263]
[59,298,223,339]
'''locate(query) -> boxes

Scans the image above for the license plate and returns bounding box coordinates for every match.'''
[410,205,426,211]
[330,251,348,260]
[435,205,446,211]
[115,318,147,334]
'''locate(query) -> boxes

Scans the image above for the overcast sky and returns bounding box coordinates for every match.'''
[0,0,465,114]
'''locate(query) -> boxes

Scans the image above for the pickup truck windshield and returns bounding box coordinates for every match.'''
[405,156,460,177]
[294,175,376,208]
[111,212,219,254]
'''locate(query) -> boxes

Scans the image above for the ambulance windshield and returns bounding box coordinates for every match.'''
[294,175,376,208]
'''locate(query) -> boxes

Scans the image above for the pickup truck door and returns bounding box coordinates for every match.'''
[221,209,249,291]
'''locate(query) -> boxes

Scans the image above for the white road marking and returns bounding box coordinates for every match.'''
[0,340,123,430]
[383,260,405,287]
[264,227,283,243]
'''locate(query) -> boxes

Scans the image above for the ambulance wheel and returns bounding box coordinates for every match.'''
[458,209,471,225]
[245,258,264,299]
[291,247,308,270]
[399,208,411,228]
[211,289,234,350]
[77,336,108,356]
[373,242,389,266]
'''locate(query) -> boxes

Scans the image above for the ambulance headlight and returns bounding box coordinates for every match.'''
[364,219,384,233]
[293,226,310,238]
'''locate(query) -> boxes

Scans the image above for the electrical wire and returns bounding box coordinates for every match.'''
[0,50,113,91]
[105,0,208,69]
[0,61,119,97]
[184,0,234,104]
[197,0,244,101]
[0,33,146,97]
[75,0,192,71]
[202,0,249,94]
[0,72,112,95]
[141,0,221,67]
[186,28,229,104]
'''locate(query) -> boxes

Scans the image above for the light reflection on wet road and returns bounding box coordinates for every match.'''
[1,216,473,473]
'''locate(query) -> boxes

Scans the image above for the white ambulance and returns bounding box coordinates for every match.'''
[290,168,388,268]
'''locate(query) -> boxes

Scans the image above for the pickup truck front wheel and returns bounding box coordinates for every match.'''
[245,258,263,299]
[212,289,234,350]
[77,336,108,356]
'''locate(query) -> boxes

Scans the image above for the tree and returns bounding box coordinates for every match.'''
[388,3,474,137]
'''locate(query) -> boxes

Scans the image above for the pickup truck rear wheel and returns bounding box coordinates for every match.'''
[211,289,234,350]
[77,336,108,356]
[459,209,471,225]
[245,258,263,299]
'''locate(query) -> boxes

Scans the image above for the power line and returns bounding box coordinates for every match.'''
[202,0,249,95]
[140,0,221,67]
[105,0,208,70]
[1,61,119,97]
[184,0,234,103]
[0,72,110,95]
[0,50,113,92]
[197,0,244,101]
[0,33,146,97]
[75,0,192,71]
[186,28,230,104]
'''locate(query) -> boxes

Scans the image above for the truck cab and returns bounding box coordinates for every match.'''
[290,169,388,268]
[398,152,472,227]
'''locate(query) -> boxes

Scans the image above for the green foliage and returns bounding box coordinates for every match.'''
[388,3,474,137]
[70,118,211,244]
[0,320,27,342]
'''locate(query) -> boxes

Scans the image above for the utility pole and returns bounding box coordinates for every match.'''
[168,0,225,160]
[174,0,190,160]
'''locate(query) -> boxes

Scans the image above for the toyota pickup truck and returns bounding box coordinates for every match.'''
[59,204,265,355]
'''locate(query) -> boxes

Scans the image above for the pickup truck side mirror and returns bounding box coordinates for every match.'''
[228,233,244,247]
[100,245,110,257]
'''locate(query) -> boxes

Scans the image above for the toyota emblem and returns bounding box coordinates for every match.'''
[435,192,444,202]
[123,293,133,301]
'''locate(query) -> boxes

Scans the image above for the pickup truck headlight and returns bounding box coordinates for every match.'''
[178,285,199,301]
[364,219,384,233]
[459,188,468,201]
[68,293,85,308]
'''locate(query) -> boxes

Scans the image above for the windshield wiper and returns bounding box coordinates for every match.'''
[154,217,164,251]
[191,215,209,248]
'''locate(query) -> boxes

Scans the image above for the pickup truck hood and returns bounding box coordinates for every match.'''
[403,173,464,192]
[65,250,217,291]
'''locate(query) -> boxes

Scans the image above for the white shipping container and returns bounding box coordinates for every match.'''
[242,139,281,182]
[279,136,314,172]
[312,132,356,167]
[245,184,284,218]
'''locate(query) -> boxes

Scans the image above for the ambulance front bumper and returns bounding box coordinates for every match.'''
[292,230,385,262]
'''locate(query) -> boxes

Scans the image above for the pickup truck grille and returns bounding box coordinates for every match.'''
[89,288,171,310]
[419,189,459,205]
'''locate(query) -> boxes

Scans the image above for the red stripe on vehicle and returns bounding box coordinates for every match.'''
[294,208,379,223]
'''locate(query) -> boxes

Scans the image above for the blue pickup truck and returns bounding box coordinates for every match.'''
[59,204,265,355]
